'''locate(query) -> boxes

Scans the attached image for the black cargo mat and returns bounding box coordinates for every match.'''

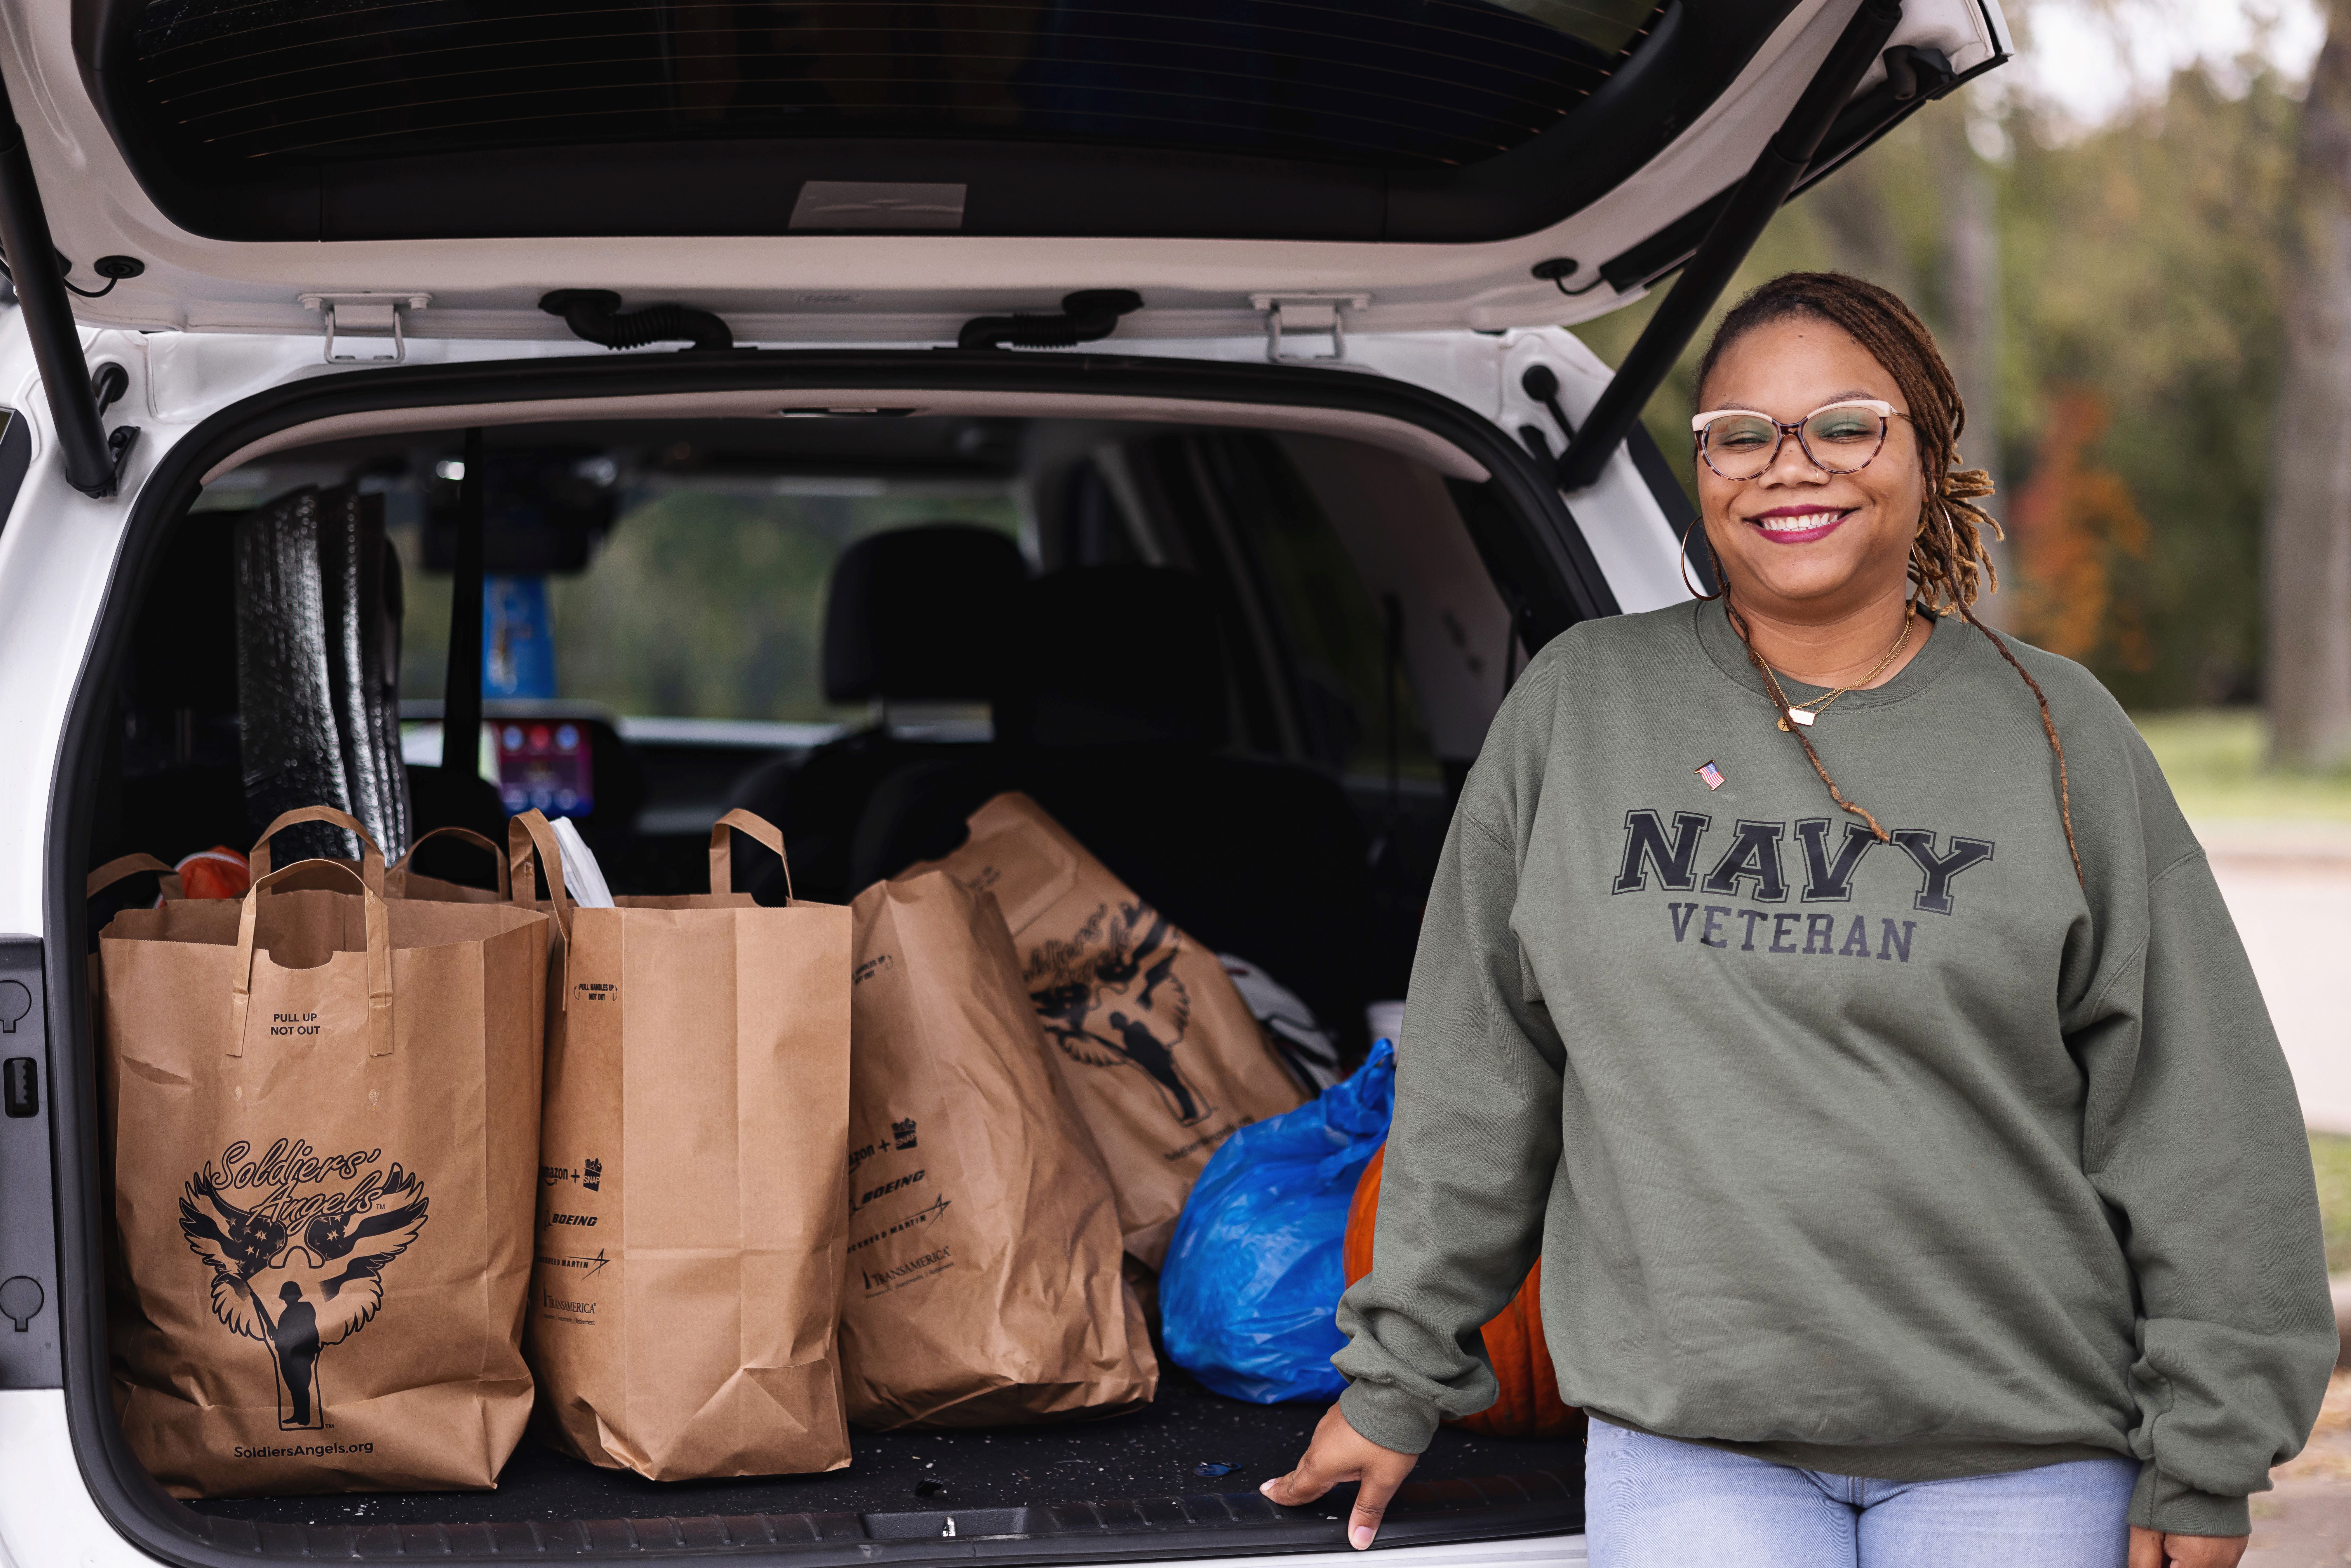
[193,1372,1584,1535]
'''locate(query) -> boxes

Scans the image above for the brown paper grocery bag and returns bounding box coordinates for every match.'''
[88,853,186,905]
[841,870,1157,1428]
[521,808,854,1481]
[908,794,1306,1268]
[388,826,511,904]
[245,804,388,896]
[98,839,549,1497]
[250,810,509,905]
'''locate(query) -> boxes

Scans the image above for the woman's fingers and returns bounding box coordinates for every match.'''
[1262,1404,1351,1506]
[1261,1459,1332,1508]
[1350,1460,1410,1550]
[2126,1526,2247,1568]
[1260,1402,1421,1549]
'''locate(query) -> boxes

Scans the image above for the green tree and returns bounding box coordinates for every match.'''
[2267,0,2351,767]
[1574,66,2300,712]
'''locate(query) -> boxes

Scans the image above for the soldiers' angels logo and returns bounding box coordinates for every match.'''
[178,1139,428,1431]
[1026,901,1213,1126]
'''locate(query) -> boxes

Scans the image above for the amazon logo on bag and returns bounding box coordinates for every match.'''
[177,1139,428,1432]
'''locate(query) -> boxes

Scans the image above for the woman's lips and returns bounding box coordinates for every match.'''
[1746,508,1852,545]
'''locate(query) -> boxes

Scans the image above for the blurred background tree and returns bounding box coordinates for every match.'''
[2268,0,2351,767]
[1574,0,2308,721]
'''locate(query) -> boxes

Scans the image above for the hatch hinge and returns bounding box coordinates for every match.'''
[299,292,430,364]
[1252,294,1369,365]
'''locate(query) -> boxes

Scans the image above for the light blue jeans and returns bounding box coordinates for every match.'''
[1584,1418,2138,1568]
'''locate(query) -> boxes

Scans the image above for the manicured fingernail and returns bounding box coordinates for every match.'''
[1259,1480,1277,1499]
[1351,1526,1374,1550]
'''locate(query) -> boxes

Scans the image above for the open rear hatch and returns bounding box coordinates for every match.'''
[20,0,2007,341]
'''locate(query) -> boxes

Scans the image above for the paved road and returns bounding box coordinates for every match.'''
[2199,821,2351,1135]
[2205,824,2351,1568]
[2255,1372,2351,1566]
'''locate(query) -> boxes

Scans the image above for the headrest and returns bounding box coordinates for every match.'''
[821,524,1029,704]
[995,566,1229,749]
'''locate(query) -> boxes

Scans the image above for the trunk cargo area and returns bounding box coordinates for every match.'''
[186,1372,1583,1555]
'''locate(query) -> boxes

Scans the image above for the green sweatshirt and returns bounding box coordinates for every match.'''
[1333,600,2334,1538]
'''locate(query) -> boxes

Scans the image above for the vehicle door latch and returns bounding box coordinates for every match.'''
[1252,294,1369,365]
[299,292,431,364]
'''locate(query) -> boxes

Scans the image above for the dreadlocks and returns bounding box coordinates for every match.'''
[1690,270,2083,885]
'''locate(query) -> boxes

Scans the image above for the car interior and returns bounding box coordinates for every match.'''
[83,407,1581,1544]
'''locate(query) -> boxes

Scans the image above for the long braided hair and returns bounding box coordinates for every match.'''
[1689,271,2082,885]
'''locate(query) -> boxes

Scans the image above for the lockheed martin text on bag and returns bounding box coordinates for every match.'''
[521,809,854,1481]
[841,869,1156,1427]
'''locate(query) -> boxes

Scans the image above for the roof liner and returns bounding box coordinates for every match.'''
[198,387,1497,484]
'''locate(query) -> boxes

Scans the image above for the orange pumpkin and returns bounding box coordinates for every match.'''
[1345,1144,1580,1439]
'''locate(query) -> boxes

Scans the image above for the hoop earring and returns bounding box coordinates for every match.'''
[1680,515,1724,601]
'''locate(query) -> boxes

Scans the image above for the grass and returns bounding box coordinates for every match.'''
[2314,1135,2351,1276]
[2129,710,2351,822]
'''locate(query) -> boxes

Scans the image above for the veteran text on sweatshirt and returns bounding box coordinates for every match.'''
[1332,601,2334,1537]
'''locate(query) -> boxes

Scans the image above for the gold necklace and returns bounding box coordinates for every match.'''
[1770,612,1915,732]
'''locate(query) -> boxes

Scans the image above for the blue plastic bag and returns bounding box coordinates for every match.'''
[1159,1040,1396,1403]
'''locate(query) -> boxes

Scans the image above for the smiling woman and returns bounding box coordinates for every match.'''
[1265,272,2335,1568]
[1682,273,2078,879]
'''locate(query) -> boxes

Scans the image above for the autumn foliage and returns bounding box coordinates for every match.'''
[2008,388,2154,671]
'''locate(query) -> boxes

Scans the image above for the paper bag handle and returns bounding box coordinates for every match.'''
[230,859,392,1060]
[248,806,387,894]
[709,809,793,903]
[395,826,511,898]
[508,811,575,1011]
[508,811,572,933]
[86,853,183,903]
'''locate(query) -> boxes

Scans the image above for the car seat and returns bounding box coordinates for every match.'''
[727,523,1028,904]
[849,564,1377,1056]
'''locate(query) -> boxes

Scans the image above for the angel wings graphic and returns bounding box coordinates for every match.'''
[1028,902,1212,1126]
[178,1164,429,1430]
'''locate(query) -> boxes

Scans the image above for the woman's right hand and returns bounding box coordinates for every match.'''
[1261,1401,1421,1549]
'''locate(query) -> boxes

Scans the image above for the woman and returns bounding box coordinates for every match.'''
[1263,272,2333,1568]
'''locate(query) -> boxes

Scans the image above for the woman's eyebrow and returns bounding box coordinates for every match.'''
[1699,389,1882,413]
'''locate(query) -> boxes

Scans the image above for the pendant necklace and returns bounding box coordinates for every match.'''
[1768,611,1915,732]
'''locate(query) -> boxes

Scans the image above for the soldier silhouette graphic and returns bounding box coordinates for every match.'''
[180,1159,429,1431]
[267,1282,323,1428]
[1027,902,1216,1127]
[1107,1009,1203,1122]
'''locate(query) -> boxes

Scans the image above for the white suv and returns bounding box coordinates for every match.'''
[0,0,2007,1563]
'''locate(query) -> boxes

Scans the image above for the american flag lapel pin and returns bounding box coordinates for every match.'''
[1696,761,1726,791]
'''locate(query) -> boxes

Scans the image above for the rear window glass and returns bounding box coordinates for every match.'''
[389,473,1022,724]
[131,0,1660,171]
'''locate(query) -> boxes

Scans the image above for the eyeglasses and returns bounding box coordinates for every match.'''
[1690,399,1907,481]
